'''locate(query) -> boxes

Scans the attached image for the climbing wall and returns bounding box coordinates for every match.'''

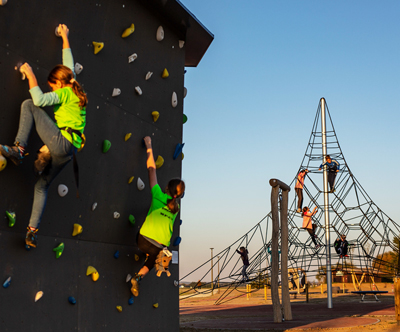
[0,0,188,331]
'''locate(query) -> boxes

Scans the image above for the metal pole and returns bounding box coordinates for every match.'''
[217,256,220,293]
[321,97,333,308]
[210,248,214,295]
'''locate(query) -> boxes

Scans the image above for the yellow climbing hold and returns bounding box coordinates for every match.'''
[125,133,132,141]
[121,23,135,38]
[161,68,169,78]
[153,303,159,308]
[135,254,139,261]
[128,176,134,184]
[155,155,164,169]
[151,111,159,122]
[116,306,123,312]
[35,291,44,302]
[92,271,100,282]
[182,153,184,160]
[0,152,6,171]
[72,224,83,236]
[86,266,98,276]
[92,41,104,54]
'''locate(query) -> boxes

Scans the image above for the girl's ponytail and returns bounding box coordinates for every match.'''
[166,179,185,214]
[71,80,88,109]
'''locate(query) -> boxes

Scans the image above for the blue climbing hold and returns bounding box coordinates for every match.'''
[173,143,184,160]
[3,277,11,288]
[68,296,76,304]
[25,244,31,251]
[180,219,182,225]
[128,295,134,305]
[114,250,120,259]
[173,236,181,246]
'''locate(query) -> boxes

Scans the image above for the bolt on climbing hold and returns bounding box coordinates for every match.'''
[126,274,132,282]
[102,140,111,153]
[161,68,169,78]
[55,26,69,37]
[92,41,104,54]
[125,133,132,141]
[174,280,178,287]
[112,88,121,97]
[58,184,68,197]
[173,143,185,160]
[68,296,76,304]
[114,250,120,259]
[53,243,65,258]
[72,224,83,236]
[5,211,16,227]
[114,212,120,219]
[129,214,135,225]
[35,291,44,302]
[0,0,8,6]
[135,86,142,95]
[183,87,187,98]
[156,26,164,41]
[15,63,26,80]
[179,40,185,48]
[116,306,122,312]
[145,72,153,80]
[74,63,83,75]
[128,53,137,63]
[137,177,145,191]
[3,277,11,288]
[128,296,134,305]
[151,111,159,122]
[173,236,181,246]
[128,176,134,184]
[122,23,135,38]
[134,254,139,261]
[92,202,97,211]
[0,152,7,171]
[153,303,159,308]
[171,92,178,108]
[155,155,164,169]
[183,114,188,124]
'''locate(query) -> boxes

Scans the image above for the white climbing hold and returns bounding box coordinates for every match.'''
[114,212,120,219]
[171,92,178,108]
[35,291,44,302]
[179,40,185,48]
[126,274,132,282]
[128,53,137,63]
[58,184,68,197]
[112,88,121,97]
[174,280,179,287]
[74,63,83,75]
[135,86,142,95]
[137,177,145,191]
[0,0,8,5]
[92,202,97,211]
[183,87,187,98]
[156,26,164,41]
[145,72,153,80]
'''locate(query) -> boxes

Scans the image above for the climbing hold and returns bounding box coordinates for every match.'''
[102,140,111,153]
[58,184,68,197]
[128,296,134,305]
[171,92,178,108]
[72,224,83,236]
[145,72,153,80]
[35,291,44,302]
[137,177,145,191]
[92,41,104,54]
[180,219,182,225]
[0,152,7,171]
[173,143,185,160]
[74,63,83,75]
[114,250,120,259]
[112,88,121,97]
[86,266,97,276]
[125,133,132,141]
[68,296,76,304]
[129,214,135,225]
[25,244,31,251]
[128,176,134,184]
[53,243,64,259]
[161,68,169,78]
[174,280,178,287]
[126,274,132,282]
[128,53,137,63]
[92,202,97,211]
[15,63,26,80]
[153,303,159,308]
[92,272,99,282]
[134,254,139,261]
[151,111,159,122]
[121,23,135,38]
[181,153,184,160]
[0,0,8,5]
[3,277,11,288]
[183,114,188,124]
[179,40,185,48]
[114,212,120,219]
[173,236,181,246]
[116,306,122,312]
[156,26,164,41]
[183,87,187,98]
[155,155,164,169]
[5,211,16,227]
[135,86,142,95]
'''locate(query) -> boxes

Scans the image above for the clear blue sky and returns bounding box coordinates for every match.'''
[178,0,400,281]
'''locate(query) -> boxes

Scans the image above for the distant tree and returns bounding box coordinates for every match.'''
[316,266,327,284]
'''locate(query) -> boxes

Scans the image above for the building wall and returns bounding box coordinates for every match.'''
[0,1,185,331]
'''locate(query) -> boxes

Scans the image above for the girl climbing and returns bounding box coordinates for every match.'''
[295,169,308,213]
[130,136,185,297]
[0,24,87,248]
[236,246,250,283]
[302,206,320,249]
[334,234,349,258]
[319,155,340,193]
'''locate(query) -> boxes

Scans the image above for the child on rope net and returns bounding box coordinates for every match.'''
[236,246,250,283]
[302,206,320,249]
[130,136,185,297]
[289,272,297,290]
[334,234,349,258]
[0,24,87,248]
[295,169,308,213]
[318,155,340,193]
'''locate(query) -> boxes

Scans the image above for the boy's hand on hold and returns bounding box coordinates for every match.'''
[144,136,152,149]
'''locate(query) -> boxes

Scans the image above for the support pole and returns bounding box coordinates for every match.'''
[210,248,214,295]
[395,277,400,326]
[321,97,333,309]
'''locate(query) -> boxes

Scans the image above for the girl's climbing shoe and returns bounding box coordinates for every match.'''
[25,227,38,248]
[130,274,142,297]
[0,144,24,165]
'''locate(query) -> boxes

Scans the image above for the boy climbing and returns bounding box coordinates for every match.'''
[130,136,185,297]
[334,234,349,258]
[0,24,87,248]
[319,155,340,193]
[236,246,250,283]
[302,206,320,249]
[295,169,308,213]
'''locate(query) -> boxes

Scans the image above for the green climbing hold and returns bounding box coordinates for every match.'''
[5,211,16,227]
[129,214,135,225]
[53,243,64,259]
[102,140,111,153]
[183,114,188,124]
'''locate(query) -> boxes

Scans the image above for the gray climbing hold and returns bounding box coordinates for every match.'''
[2,277,11,288]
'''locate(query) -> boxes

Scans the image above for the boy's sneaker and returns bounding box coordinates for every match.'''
[25,227,38,248]
[0,144,24,165]
[315,244,321,249]
[130,274,141,297]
